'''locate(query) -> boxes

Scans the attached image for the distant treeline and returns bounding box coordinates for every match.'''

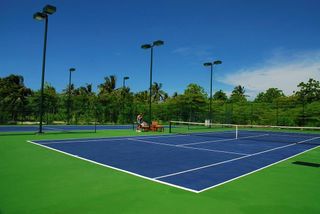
[0,74,320,126]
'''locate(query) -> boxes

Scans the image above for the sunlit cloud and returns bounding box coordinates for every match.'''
[219,50,320,98]
[172,47,192,57]
[172,46,214,59]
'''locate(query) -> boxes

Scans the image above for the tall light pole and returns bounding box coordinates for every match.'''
[33,5,56,133]
[122,76,129,123]
[67,68,76,125]
[123,76,129,88]
[141,40,164,126]
[203,60,222,125]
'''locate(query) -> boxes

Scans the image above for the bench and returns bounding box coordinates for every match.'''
[150,121,164,132]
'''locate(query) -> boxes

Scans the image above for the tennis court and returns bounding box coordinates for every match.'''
[29,122,320,193]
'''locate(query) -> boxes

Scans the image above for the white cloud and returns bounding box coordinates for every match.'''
[219,50,320,98]
[172,47,192,56]
[172,46,214,59]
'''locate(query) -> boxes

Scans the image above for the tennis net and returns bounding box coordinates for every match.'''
[169,121,320,145]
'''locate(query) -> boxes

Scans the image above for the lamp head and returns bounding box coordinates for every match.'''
[69,68,76,72]
[153,40,164,46]
[203,62,213,67]
[141,44,152,49]
[213,60,222,65]
[33,12,47,21]
[43,5,56,15]
[124,76,129,80]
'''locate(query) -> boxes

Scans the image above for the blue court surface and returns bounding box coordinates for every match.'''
[0,124,133,132]
[29,131,320,193]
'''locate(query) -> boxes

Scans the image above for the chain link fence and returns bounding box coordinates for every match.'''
[1,100,320,127]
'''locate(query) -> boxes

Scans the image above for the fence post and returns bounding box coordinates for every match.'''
[250,102,253,125]
[276,100,279,126]
[302,100,306,127]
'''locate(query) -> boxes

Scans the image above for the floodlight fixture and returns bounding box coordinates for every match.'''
[124,76,129,80]
[69,68,76,72]
[141,44,152,49]
[213,60,222,65]
[203,62,213,67]
[33,12,47,20]
[43,5,56,15]
[153,40,164,46]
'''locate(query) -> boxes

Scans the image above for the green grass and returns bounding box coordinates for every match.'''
[0,130,320,214]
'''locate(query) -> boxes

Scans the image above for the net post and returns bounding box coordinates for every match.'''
[236,125,238,139]
[94,106,97,133]
[94,113,97,133]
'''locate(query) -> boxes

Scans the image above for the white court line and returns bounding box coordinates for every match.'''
[44,127,68,131]
[27,140,199,193]
[127,138,185,147]
[244,132,319,139]
[179,145,249,156]
[127,138,248,156]
[153,137,320,180]
[39,134,180,145]
[179,138,237,146]
[179,133,269,146]
[35,132,179,144]
[41,137,127,145]
[135,134,188,139]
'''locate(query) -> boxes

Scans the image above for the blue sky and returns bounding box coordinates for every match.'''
[1,0,320,99]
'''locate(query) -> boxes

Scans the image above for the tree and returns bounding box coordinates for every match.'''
[134,90,149,103]
[213,90,228,101]
[182,84,208,121]
[98,75,117,94]
[0,75,32,122]
[28,82,59,124]
[230,85,247,102]
[151,82,168,102]
[120,87,134,124]
[255,88,285,103]
[184,83,207,97]
[295,78,320,103]
[172,92,178,98]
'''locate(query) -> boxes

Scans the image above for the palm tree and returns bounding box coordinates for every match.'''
[213,90,228,101]
[151,82,168,102]
[75,84,93,96]
[135,90,149,103]
[0,75,32,121]
[172,92,178,98]
[99,75,117,94]
[230,85,247,102]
